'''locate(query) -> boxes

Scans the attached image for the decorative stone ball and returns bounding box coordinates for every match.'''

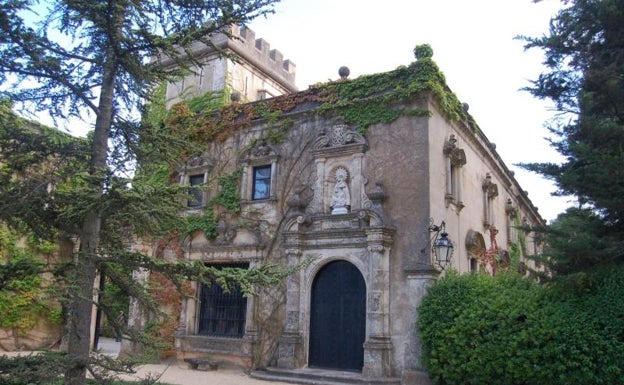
[414,44,434,60]
[231,91,241,102]
[338,66,350,79]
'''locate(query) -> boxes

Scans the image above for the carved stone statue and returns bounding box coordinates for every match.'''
[331,168,350,214]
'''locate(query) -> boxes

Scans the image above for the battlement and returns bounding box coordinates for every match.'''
[227,25,297,91]
[160,24,298,105]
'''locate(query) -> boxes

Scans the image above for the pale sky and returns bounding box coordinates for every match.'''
[248,0,573,222]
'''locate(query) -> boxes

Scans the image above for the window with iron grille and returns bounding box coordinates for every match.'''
[197,263,248,338]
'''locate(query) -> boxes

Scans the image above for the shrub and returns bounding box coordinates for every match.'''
[417,268,624,385]
[0,352,68,385]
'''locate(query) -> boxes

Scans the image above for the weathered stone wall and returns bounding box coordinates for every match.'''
[0,320,61,352]
[164,26,297,108]
[172,94,544,382]
[427,99,543,274]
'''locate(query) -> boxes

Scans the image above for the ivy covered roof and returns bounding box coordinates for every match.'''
[164,45,479,143]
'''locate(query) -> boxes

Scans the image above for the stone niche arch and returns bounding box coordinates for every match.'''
[328,166,351,214]
[309,122,370,215]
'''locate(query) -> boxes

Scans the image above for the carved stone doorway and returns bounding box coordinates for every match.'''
[308,260,366,371]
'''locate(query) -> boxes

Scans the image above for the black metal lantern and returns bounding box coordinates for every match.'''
[428,220,454,270]
[433,229,454,267]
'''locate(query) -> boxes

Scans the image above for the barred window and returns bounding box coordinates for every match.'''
[197,263,248,338]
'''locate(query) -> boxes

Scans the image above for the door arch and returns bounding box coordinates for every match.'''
[309,260,366,371]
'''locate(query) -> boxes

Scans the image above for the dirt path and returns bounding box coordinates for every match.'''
[2,337,294,385]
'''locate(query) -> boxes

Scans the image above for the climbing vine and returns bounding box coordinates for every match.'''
[163,44,478,144]
[179,168,243,239]
[0,227,59,336]
[211,168,243,213]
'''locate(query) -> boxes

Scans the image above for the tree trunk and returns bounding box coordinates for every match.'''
[65,42,118,385]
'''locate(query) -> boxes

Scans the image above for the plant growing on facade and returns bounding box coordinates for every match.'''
[0,1,284,383]
[162,44,478,148]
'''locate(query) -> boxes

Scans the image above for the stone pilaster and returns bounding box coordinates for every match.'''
[362,230,394,378]
[401,271,437,385]
[277,247,304,369]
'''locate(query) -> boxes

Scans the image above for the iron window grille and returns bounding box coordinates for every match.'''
[197,263,248,338]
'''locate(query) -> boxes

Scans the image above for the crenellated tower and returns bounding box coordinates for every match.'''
[161,25,297,107]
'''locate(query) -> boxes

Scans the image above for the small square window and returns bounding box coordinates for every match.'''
[252,165,271,200]
[188,174,204,207]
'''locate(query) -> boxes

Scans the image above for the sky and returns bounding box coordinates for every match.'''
[247,0,573,222]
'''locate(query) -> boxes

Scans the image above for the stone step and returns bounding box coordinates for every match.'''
[250,367,401,385]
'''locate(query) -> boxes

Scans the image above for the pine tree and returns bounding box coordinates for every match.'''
[519,0,624,273]
[0,1,280,384]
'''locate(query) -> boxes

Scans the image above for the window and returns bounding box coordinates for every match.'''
[470,258,478,272]
[252,165,271,200]
[198,67,204,87]
[187,174,205,207]
[197,263,248,338]
[482,173,498,227]
[238,141,278,203]
[443,134,466,209]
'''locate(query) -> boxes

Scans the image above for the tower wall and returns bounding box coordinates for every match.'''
[163,25,297,107]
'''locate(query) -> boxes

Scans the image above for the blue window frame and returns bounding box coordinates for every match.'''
[252,165,271,200]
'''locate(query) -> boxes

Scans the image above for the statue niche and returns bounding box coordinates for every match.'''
[331,167,351,214]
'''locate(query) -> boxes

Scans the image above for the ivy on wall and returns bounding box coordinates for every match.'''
[179,168,243,239]
[0,227,59,336]
[154,44,483,249]
[163,44,478,144]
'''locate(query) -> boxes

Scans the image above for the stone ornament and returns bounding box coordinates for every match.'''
[239,139,279,163]
[314,123,366,150]
[482,173,499,198]
[330,167,350,214]
[443,134,467,167]
[180,154,213,172]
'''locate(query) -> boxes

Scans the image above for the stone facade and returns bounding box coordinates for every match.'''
[168,98,543,384]
[156,33,543,385]
[160,25,297,107]
[0,319,61,351]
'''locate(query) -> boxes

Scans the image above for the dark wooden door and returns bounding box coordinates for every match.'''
[309,260,366,371]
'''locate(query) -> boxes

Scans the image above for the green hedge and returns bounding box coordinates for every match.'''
[417,268,624,385]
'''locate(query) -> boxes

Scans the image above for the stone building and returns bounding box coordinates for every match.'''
[160,24,297,107]
[158,29,544,385]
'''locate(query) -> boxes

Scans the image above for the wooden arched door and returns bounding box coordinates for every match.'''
[309,260,366,371]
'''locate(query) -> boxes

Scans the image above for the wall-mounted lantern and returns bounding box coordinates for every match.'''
[428,219,454,270]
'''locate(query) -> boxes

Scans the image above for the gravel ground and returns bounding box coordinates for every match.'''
[2,337,294,385]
